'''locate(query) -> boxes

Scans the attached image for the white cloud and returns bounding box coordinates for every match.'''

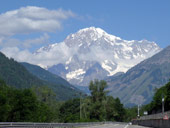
[0,6,75,36]
[0,33,50,49]
[23,33,49,48]
[1,42,73,68]
[1,47,31,61]
[0,6,78,68]
[0,6,76,61]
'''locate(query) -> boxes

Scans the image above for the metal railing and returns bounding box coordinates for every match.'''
[140,111,170,120]
[0,122,119,128]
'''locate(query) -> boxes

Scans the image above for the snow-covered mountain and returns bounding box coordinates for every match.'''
[35,27,161,86]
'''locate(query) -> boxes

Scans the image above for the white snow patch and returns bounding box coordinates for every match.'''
[79,43,83,47]
[144,49,148,52]
[124,55,131,59]
[110,65,128,75]
[114,53,119,59]
[102,62,112,71]
[101,60,117,76]
[37,64,47,69]
[66,69,85,80]
[122,46,133,51]
[66,57,72,65]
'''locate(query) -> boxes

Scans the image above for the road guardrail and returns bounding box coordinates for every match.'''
[140,111,170,120]
[0,121,123,128]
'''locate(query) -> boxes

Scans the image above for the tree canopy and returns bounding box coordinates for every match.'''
[58,80,126,122]
[0,80,53,122]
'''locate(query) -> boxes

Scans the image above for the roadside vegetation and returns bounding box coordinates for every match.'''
[0,79,170,122]
[0,79,53,122]
[59,80,126,122]
[143,80,170,114]
[125,80,170,119]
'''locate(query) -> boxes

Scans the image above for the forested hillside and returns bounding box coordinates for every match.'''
[0,52,43,88]
[21,62,79,91]
[0,52,81,101]
[21,62,82,100]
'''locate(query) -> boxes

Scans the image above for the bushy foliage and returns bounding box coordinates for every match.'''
[59,98,80,122]
[140,81,170,114]
[89,80,107,121]
[58,80,126,122]
[0,80,53,122]
[0,79,129,123]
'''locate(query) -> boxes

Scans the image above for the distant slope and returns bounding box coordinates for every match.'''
[21,62,81,100]
[21,62,77,88]
[107,45,170,106]
[0,52,43,88]
[0,52,81,100]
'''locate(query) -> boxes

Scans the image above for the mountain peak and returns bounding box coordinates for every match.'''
[78,26,106,35]
[34,27,161,86]
[65,27,122,47]
[77,26,121,41]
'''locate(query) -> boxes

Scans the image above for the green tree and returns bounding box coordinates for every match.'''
[0,80,54,122]
[7,89,41,122]
[89,80,108,121]
[125,107,138,122]
[58,80,128,122]
[114,98,126,121]
[165,81,170,111]
[59,98,80,122]
[144,81,170,114]
[0,80,11,121]
[105,96,116,121]
[31,86,59,121]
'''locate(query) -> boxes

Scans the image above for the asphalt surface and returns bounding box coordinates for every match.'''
[80,123,151,128]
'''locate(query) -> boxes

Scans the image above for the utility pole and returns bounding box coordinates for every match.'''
[162,94,164,115]
[80,92,82,120]
[138,105,140,118]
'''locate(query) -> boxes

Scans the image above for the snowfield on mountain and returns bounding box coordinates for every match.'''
[34,27,161,86]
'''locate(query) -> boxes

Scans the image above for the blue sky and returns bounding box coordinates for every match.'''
[0,0,169,54]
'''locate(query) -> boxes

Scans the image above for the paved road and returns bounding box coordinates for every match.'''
[80,123,151,128]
